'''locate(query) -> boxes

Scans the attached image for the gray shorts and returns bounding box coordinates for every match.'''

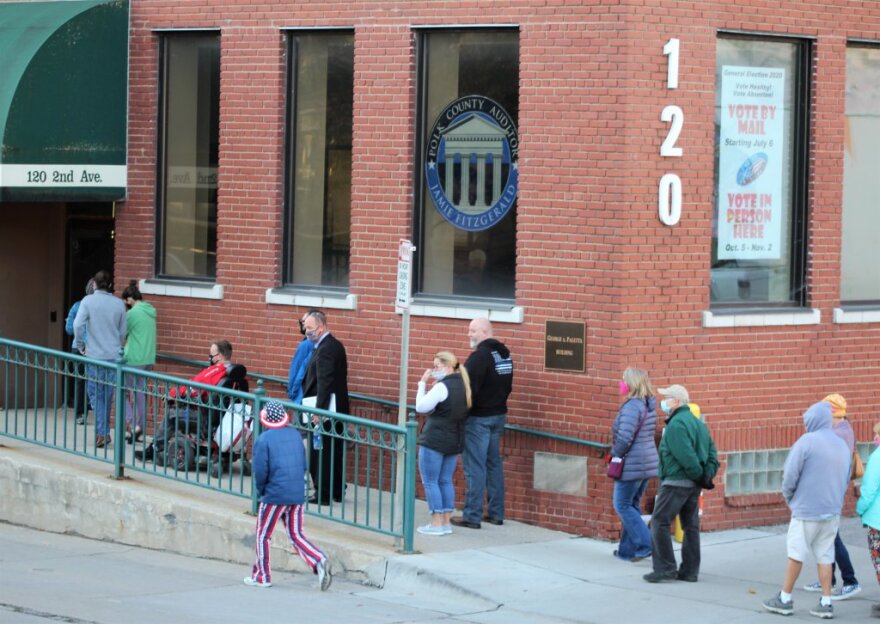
[786,516,839,564]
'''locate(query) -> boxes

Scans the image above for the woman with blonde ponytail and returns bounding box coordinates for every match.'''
[414,351,471,536]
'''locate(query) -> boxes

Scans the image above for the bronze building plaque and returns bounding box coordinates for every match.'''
[544,320,585,372]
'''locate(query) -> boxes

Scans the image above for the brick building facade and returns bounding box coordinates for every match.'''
[4,0,880,538]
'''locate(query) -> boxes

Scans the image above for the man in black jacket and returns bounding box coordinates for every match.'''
[301,311,349,505]
[451,318,513,529]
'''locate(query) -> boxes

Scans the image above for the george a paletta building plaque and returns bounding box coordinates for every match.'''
[544,320,585,372]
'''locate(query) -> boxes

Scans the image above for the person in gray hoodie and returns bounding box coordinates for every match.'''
[762,401,851,619]
[73,270,126,449]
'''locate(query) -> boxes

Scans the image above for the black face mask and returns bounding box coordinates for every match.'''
[209,353,217,365]
[298,320,306,336]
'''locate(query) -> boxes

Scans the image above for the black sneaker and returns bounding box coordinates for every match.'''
[643,570,677,583]
[134,446,155,461]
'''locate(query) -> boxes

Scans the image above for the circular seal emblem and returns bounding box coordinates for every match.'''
[425,95,518,232]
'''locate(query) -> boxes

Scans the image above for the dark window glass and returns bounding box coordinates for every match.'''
[416,30,519,300]
[711,37,809,306]
[157,33,220,279]
[285,33,354,287]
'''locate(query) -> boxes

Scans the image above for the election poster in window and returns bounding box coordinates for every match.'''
[717,66,785,260]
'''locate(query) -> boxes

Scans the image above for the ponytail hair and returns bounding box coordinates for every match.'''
[435,350,472,409]
[122,280,143,301]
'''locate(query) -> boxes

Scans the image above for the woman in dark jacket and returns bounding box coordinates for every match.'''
[415,351,472,536]
[611,367,659,561]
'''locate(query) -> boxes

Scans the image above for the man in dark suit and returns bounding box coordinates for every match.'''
[301,311,349,504]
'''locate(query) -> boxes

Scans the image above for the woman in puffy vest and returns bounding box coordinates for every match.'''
[415,351,472,536]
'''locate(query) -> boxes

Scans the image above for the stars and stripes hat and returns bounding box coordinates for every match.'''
[259,400,290,429]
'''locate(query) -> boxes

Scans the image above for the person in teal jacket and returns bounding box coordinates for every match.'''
[122,280,157,442]
[856,422,880,620]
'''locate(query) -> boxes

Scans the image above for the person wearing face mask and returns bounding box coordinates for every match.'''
[644,384,718,584]
[610,367,658,562]
[287,310,320,406]
[301,311,349,505]
[415,351,472,535]
[135,340,244,462]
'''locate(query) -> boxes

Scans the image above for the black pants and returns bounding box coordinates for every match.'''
[650,484,702,576]
[67,354,88,416]
[309,419,345,502]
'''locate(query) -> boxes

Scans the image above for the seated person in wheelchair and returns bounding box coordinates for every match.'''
[135,340,248,461]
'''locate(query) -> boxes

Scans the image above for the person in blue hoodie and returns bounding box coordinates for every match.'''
[244,401,332,591]
[763,401,851,619]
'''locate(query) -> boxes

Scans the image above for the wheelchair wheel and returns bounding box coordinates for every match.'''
[166,434,196,471]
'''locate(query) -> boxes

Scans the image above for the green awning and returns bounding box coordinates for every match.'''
[0,0,128,202]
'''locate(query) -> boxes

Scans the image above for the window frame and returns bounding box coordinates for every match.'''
[154,30,221,283]
[840,41,880,306]
[710,33,812,311]
[281,29,355,291]
[412,26,520,306]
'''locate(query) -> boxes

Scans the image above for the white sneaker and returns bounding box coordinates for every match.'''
[316,558,332,591]
[417,524,447,536]
[803,581,833,593]
[442,524,453,535]
[243,576,271,588]
[831,583,861,601]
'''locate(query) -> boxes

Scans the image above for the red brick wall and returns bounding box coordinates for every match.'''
[117,1,880,538]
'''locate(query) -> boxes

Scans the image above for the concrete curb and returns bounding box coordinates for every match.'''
[0,440,394,584]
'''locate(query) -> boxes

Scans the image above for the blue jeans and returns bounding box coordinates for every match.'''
[124,365,152,430]
[86,362,115,437]
[461,414,506,523]
[613,478,652,560]
[418,446,458,513]
[832,531,858,586]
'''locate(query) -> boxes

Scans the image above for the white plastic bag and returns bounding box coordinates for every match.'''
[214,402,253,452]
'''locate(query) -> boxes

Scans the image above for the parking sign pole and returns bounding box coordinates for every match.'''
[395,240,414,544]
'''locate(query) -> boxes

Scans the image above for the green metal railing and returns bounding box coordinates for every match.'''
[0,337,418,552]
[158,353,609,452]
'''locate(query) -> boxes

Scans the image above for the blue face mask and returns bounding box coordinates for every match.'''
[660,399,673,414]
[306,330,320,343]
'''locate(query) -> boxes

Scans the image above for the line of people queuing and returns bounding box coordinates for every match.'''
[284,312,514,530]
[64,278,880,611]
[610,367,880,620]
[66,270,157,448]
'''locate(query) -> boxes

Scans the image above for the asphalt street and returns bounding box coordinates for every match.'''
[3,517,880,624]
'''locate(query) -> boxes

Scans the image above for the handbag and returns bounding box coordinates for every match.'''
[851,449,865,481]
[607,401,648,480]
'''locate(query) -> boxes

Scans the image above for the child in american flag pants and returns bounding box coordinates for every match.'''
[251,502,325,585]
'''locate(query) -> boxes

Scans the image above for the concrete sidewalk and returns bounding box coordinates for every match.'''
[3,436,879,622]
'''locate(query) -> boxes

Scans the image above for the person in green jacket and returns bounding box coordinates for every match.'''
[122,281,157,442]
[644,384,719,584]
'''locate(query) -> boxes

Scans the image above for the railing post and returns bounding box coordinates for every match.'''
[250,380,265,515]
[113,354,125,479]
[402,412,417,553]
